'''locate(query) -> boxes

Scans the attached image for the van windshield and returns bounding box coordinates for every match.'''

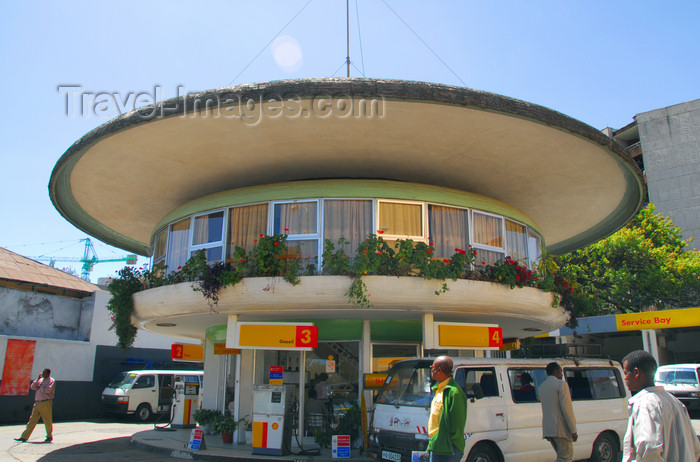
[108,373,138,389]
[657,369,699,385]
[376,360,433,407]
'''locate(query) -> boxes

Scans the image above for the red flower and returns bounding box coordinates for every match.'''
[177,266,182,270]
[516,275,520,280]
[376,250,383,255]
[253,239,257,243]
[260,233,264,237]
[427,249,432,255]
[473,250,477,255]
[377,230,384,234]
[274,242,279,246]
[429,242,434,246]
[444,259,450,263]
[284,228,289,232]
[240,258,245,262]
[481,261,486,265]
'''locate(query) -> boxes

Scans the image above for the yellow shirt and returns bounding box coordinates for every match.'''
[428,378,450,437]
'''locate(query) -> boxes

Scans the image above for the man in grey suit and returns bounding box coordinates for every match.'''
[540,362,578,461]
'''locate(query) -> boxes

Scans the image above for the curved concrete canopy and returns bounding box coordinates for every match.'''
[49,78,645,256]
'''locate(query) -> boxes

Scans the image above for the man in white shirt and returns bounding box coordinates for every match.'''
[622,350,700,462]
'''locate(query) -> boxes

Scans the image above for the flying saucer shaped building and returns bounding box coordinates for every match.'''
[49,78,644,429]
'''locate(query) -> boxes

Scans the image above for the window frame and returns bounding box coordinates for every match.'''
[376,199,427,242]
[271,199,321,270]
[189,208,226,264]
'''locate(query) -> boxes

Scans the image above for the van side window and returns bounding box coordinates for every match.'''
[455,367,499,398]
[508,368,546,402]
[133,375,155,389]
[564,368,624,400]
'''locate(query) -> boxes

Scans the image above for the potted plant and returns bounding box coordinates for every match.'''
[193,408,220,435]
[239,415,252,445]
[213,414,238,444]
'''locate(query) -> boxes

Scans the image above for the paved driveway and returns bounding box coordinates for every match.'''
[1,420,173,462]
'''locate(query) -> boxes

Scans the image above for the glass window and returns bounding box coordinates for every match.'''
[376,360,432,407]
[564,368,625,400]
[284,239,319,270]
[473,212,503,248]
[505,220,528,262]
[190,211,224,264]
[428,205,469,259]
[455,367,499,398]
[153,228,167,265]
[167,218,191,272]
[508,368,547,402]
[191,247,223,264]
[371,344,421,373]
[378,201,422,237]
[193,211,224,245]
[473,248,504,266]
[527,230,542,268]
[274,201,317,235]
[133,375,155,389]
[324,200,373,256]
[227,203,269,257]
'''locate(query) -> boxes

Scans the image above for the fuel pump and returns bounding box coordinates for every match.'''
[251,384,295,455]
[171,376,199,428]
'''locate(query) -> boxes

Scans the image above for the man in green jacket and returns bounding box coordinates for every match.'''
[427,356,467,462]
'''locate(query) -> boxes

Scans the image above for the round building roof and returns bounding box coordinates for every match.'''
[50,78,644,255]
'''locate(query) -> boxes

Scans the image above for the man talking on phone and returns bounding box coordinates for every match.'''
[15,368,56,443]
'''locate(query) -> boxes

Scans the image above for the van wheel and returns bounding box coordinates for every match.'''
[590,432,618,462]
[134,404,152,422]
[466,442,500,462]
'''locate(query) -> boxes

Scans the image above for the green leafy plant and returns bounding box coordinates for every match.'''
[313,401,362,448]
[193,408,221,426]
[108,227,608,348]
[213,413,238,434]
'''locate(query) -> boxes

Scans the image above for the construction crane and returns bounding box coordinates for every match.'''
[31,238,138,281]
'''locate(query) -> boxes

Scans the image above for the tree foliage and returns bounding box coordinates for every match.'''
[553,204,700,315]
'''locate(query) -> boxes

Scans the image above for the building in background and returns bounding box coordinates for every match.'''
[552,99,700,365]
[0,247,199,423]
[610,98,700,250]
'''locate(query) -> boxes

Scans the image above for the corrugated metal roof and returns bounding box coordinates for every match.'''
[0,247,98,293]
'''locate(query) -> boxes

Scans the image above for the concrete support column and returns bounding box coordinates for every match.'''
[202,335,224,411]
[641,329,660,365]
[362,319,372,432]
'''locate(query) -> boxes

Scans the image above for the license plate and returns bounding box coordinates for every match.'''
[382,450,402,462]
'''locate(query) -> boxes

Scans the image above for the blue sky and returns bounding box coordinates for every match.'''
[1,0,698,282]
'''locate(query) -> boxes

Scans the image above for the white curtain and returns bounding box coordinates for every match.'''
[473,212,503,248]
[379,202,421,236]
[429,205,469,258]
[167,218,190,272]
[324,200,372,255]
[274,202,317,234]
[227,204,268,258]
[505,220,528,261]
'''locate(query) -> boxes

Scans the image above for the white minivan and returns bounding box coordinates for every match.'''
[101,370,203,421]
[655,364,700,412]
[368,357,629,462]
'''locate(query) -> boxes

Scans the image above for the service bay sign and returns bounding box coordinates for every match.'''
[232,322,318,351]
